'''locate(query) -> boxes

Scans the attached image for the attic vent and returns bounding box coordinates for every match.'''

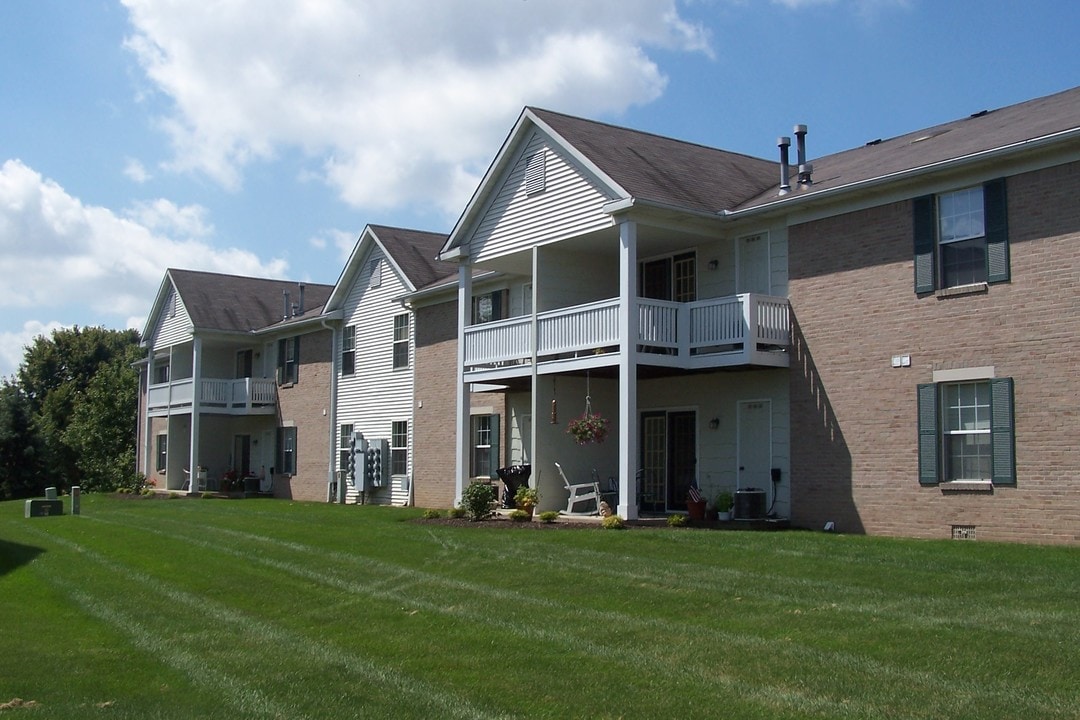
[524,151,546,196]
[369,259,382,288]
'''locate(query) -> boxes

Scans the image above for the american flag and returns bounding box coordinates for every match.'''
[687,481,703,503]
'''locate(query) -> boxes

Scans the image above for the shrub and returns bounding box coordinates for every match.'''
[601,515,625,530]
[460,481,496,521]
[667,514,687,527]
[447,506,466,519]
[508,509,531,522]
[421,508,443,519]
[538,510,559,524]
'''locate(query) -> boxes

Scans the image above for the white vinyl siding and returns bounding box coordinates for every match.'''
[335,244,414,506]
[469,131,614,263]
[149,285,193,350]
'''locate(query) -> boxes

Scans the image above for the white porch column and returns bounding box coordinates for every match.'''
[617,220,639,519]
[529,246,539,494]
[454,264,473,505]
[188,336,202,494]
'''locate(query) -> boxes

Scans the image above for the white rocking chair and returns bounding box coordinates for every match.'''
[555,462,601,516]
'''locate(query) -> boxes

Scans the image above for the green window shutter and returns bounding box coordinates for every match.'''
[489,414,501,475]
[984,178,1010,283]
[917,383,940,485]
[913,195,936,293]
[990,377,1016,486]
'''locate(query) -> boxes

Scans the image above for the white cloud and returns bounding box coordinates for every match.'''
[123,157,151,183]
[120,0,712,217]
[124,198,213,239]
[0,320,66,381]
[0,158,289,375]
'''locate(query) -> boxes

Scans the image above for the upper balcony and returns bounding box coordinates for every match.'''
[462,293,789,382]
[147,377,278,416]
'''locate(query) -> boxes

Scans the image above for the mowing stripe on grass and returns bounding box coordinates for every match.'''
[93,511,1066,719]
[19,525,512,720]
[54,579,296,719]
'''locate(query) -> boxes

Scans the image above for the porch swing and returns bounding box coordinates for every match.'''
[558,372,607,515]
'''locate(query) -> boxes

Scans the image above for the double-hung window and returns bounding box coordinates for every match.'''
[470,414,500,479]
[339,424,353,473]
[392,314,409,369]
[913,178,1009,293]
[341,326,356,376]
[156,434,167,472]
[277,426,297,476]
[277,337,300,384]
[390,421,408,476]
[917,378,1014,486]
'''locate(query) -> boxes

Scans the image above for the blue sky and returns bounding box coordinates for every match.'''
[1,0,1078,378]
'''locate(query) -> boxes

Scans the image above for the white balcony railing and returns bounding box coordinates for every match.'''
[147,377,277,415]
[462,293,789,376]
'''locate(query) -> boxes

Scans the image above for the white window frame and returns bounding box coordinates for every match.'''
[390,421,408,477]
[392,314,410,369]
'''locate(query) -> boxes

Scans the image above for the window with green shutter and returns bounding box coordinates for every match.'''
[913,178,1009,293]
[916,377,1014,486]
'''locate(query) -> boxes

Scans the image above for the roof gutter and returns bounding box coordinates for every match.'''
[721,125,1080,221]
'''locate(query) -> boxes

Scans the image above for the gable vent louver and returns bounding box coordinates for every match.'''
[524,151,546,196]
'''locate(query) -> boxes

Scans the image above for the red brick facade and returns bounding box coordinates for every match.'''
[413,298,505,509]
[273,328,333,502]
[789,161,1080,544]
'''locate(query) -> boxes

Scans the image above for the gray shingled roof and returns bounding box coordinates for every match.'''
[169,269,333,334]
[368,225,454,289]
[737,84,1080,211]
[529,107,779,214]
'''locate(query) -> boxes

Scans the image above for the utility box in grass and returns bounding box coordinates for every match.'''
[25,499,64,518]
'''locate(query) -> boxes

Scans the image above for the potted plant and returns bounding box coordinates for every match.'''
[566,412,609,445]
[222,469,240,492]
[715,490,734,521]
[514,485,540,516]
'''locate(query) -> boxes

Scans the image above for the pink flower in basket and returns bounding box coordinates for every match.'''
[567,412,609,445]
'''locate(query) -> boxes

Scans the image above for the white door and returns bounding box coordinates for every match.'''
[737,400,772,491]
[737,233,770,295]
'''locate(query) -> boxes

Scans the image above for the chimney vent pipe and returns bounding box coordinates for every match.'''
[283,290,290,321]
[297,282,306,315]
[778,136,791,195]
[794,124,808,166]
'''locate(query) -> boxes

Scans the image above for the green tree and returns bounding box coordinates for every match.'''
[16,326,141,491]
[64,348,144,492]
[0,381,46,499]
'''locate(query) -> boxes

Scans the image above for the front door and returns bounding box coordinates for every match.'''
[737,400,772,491]
[234,434,251,477]
[737,233,771,295]
[640,410,697,513]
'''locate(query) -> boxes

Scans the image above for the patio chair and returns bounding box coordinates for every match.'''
[182,468,207,492]
[555,462,601,516]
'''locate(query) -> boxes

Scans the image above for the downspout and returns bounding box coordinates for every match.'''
[322,317,340,502]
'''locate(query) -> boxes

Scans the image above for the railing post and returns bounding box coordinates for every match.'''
[743,294,757,357]
[677,303,691,358]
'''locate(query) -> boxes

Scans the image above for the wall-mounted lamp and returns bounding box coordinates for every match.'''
[707,260,719,271]
[708,417,720,430]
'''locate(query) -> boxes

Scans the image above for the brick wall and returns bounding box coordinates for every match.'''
[274,327,332,502]
[789,161,1080,544]
[413,298,505,508]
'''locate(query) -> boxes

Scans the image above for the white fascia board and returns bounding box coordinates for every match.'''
[723,126,1080,223]
[441,108,630,259]
[324,228,368,311]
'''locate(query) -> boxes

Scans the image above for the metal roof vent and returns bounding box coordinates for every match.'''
[777,136,791,195]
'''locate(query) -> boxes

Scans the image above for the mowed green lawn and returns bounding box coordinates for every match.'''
[1,496,1077,719]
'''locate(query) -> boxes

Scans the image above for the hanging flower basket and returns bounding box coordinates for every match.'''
[567,412,609,445]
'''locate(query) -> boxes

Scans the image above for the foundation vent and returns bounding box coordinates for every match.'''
[951,525,977,541]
